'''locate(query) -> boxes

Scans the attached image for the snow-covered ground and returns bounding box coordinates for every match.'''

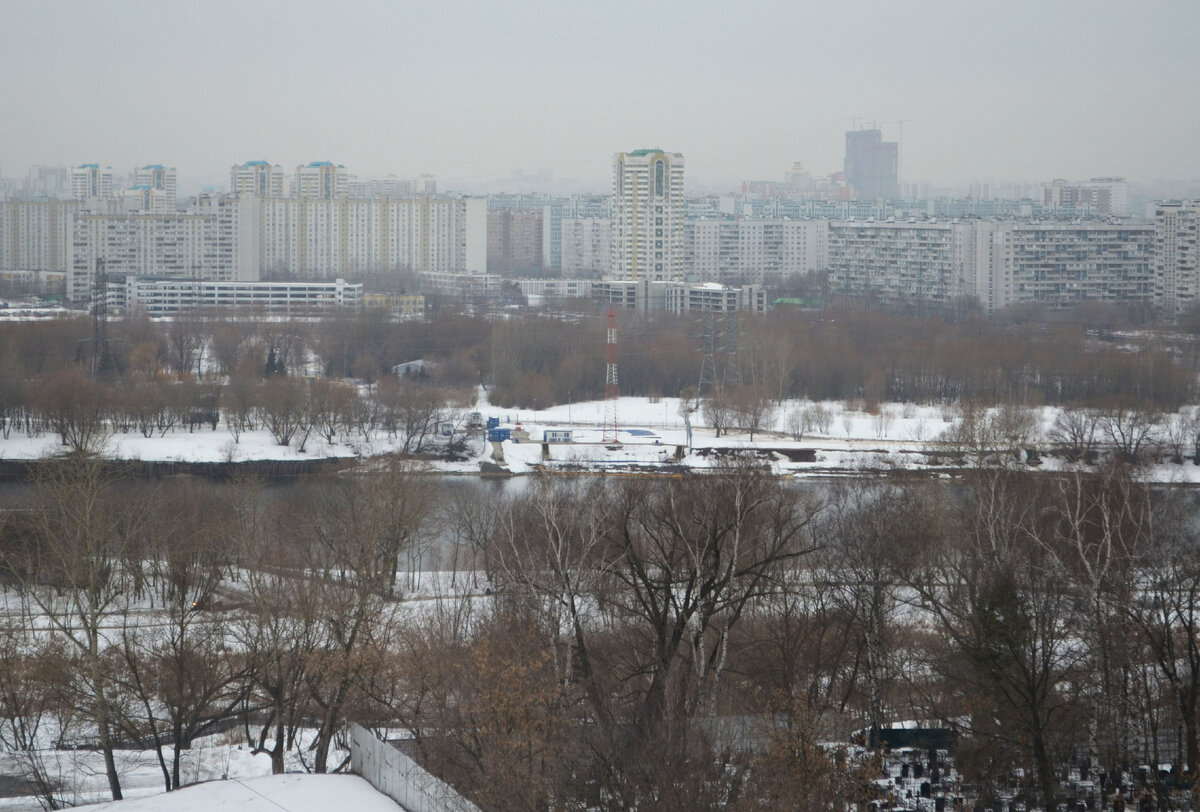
[78,773,398,811]
[0,730,360,811]
[3,392,1200,483]
[483,396,1200,484]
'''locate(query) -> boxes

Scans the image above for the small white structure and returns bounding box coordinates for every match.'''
[544,429,573,443]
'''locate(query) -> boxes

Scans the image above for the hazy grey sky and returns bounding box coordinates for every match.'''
[2,0,1198,191]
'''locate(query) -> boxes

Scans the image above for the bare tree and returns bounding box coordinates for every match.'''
[259,376,309,447]
[295,462,434,772]
[1099,403,1161,464]
[703,383,735,438]
[119,481,249,790]
[824,481,927,747]
[1048,406,1102,463]
[306,378,356,445]
[1,457,151,801]
[911,472,1086,810]
[1128,490,1200,787]
[24,368,110,455]
[0,619,70,809]
[731,384,775,441]
[167,313,207,380]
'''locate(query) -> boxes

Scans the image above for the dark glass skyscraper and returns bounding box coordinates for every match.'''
[844,129,899,200]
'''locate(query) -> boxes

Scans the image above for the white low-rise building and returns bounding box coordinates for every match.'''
[116,276,362,316]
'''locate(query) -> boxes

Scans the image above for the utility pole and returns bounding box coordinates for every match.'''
[697,311,716,403]
[602,305,619,444]
[722,311,741,389]
[90,257,108,376]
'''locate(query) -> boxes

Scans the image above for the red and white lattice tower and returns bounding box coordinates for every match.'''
[602,305,619,444]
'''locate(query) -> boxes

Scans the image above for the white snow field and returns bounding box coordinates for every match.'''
[78,773,398,811]
[3,390,1200,482]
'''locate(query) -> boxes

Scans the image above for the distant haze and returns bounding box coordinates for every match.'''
[2,0,1198,192]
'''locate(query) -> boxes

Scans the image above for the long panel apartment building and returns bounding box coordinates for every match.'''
[70,198,259,301]
[828,220,1155,311]
[686,218,827,285]
[827,221,973,305]
[973,221,1153,311]
[62,194,485,302]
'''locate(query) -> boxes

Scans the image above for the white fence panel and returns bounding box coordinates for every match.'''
[349,723,479,812]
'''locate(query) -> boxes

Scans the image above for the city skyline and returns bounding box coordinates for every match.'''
[2,1,1199,194]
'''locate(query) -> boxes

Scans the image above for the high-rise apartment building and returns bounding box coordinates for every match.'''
[610,149,684,282]
[133,165,177,210]
[827,219,1154,311]
[843,129,899,201]
[24,165,70,198]
[0,200,78,273]
[70,203,258,302]
[347,174,437,198]
[487,208,543,274]
[1042,178,1129,217]
[828,221,971,305]
[294,161,348,199]
[1154,202,1200,315]
[230,160,286,197]
[71,164,114,201]
[244,195,486,279]
[972,221,1153,311]
[686,218,827,286]
[560,216,611,278]
[541,195,609,271]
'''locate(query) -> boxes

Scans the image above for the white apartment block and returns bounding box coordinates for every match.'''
[347,174,437,198]
[230,160,287,197]
[663,282,766,315]
[420,271,500,300]
[975,222,1153,311]
[511,278,595,301]
[70,207,253,302]
[294,161,348,199]
[541,196,609,271]
[248,195,486,279]
[1042,177,1129,217]
[0,200,78,273]
[1154,202,1200,315]
[686,218,827,284]
[611,149,684,282]
[593,279,765,314]
[560,217,611,277]
[120,186,173,215]
[829,219,1154,312]
[117,276,362,316]
[133,165,177,210]
[71,164,114,202]
[828,221,974,305]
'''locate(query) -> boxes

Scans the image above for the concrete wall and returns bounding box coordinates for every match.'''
[348,724,479,812]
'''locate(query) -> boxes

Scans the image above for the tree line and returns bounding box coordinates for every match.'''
[2,301,1196,422]
[2,455,1200,810]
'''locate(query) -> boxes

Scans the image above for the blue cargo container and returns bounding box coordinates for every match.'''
[487,427,512,443]
[486,416,500,430]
